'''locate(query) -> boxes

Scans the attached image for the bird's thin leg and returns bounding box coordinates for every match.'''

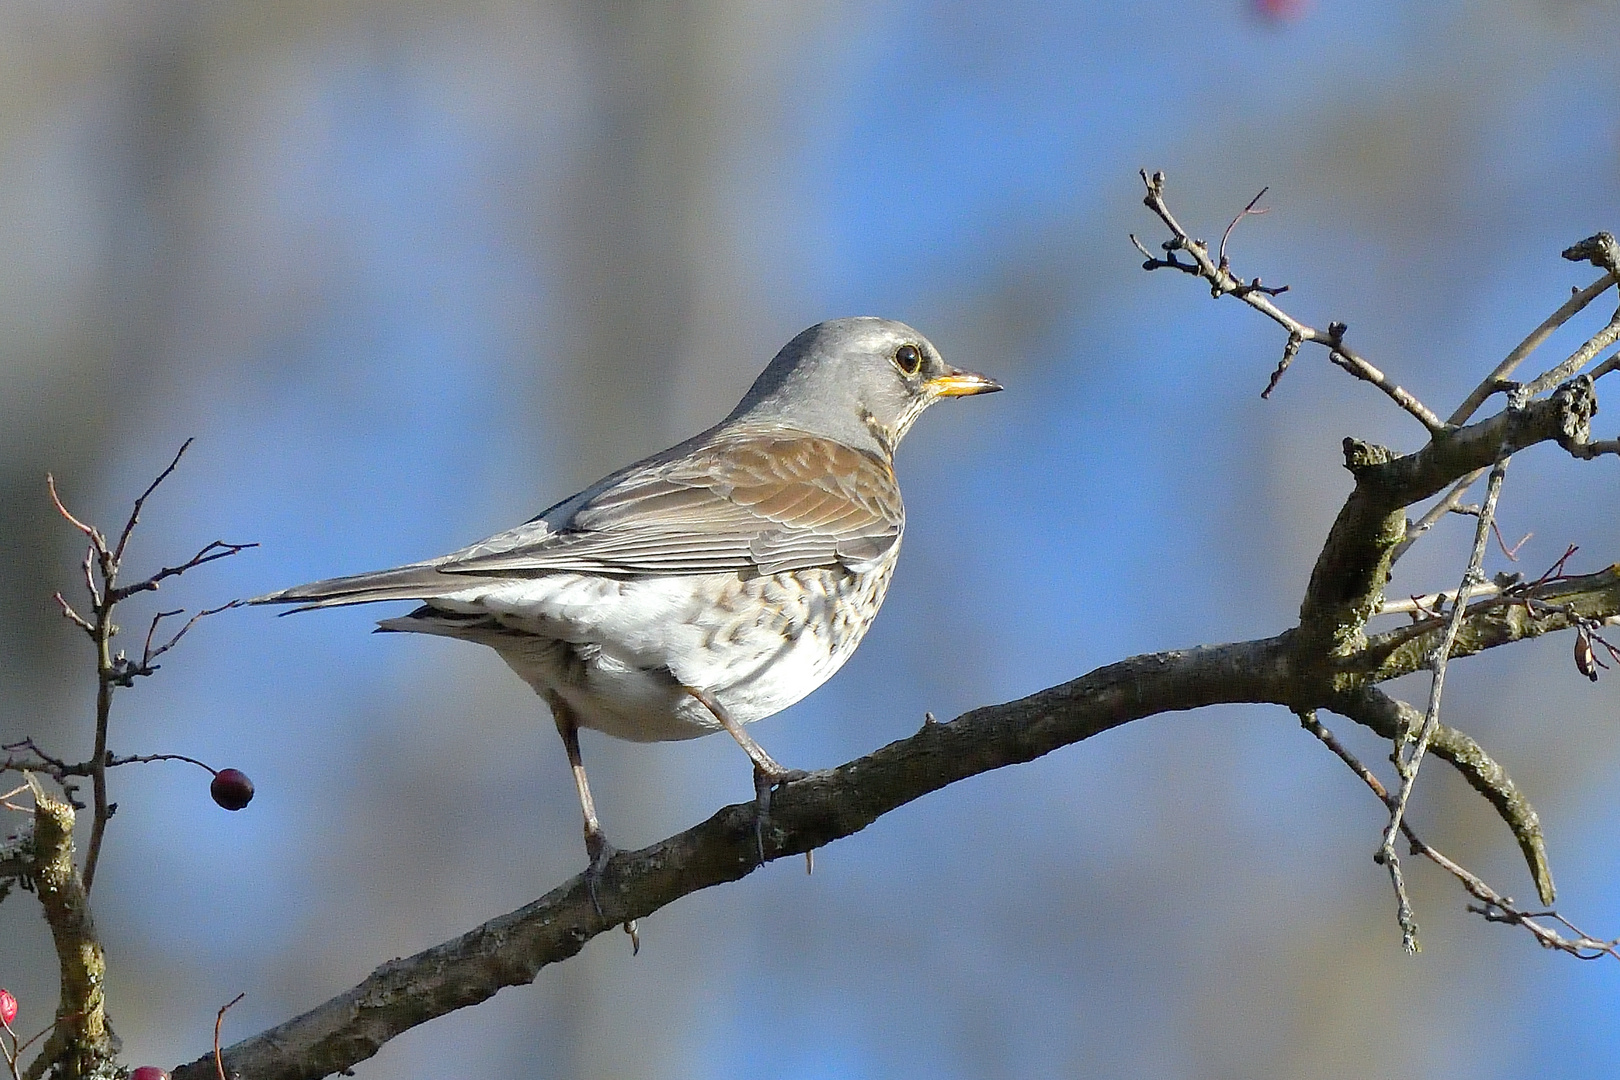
[547,694,623,925]
[684,686,807,866]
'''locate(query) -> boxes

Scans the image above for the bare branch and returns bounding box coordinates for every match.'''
[1261,331,1304,399]
[1564,437,1620,460]
[1328,685,1555,907]
[1588,352,1620,382]
[1376,581,1503,618]
[1218,186,1270,268]
[111,438,193,567]
[1377,456,1509,949]
[1300,712,1613,959]
[1519,310,1620,402]
[102,752,216,775]
[166,569,1620,1080]
[140,600,243,671]
[169,633,1305,1080]
[1450,271,1617,426]
[1298,377,1594,653]
[109,541,258,604]
[1326,333,1450,434]
[1356,561,1620,684]
[50,593,94,636]
[44,475,101,547]
[214,993,245,1080]
[1393,470,1484,563]
[1136,170,1447,431]
[18,776,116,1080]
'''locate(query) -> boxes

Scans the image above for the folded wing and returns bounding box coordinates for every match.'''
[252,433,903,610]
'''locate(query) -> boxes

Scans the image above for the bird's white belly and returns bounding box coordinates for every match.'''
[426,562,891,742]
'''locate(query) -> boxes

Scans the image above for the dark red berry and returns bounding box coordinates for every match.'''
[0,987,16,1026]
[210,768,255,811]
[129,1068,170,1080]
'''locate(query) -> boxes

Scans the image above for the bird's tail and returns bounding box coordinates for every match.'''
[250,560,455,613]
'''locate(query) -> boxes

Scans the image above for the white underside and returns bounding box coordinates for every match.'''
[379,564,889,742]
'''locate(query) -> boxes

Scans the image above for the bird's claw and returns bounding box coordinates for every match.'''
[751,766,808,865]
[583,830,617,917]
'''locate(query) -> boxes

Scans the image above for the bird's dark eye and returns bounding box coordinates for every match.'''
[893,343,922,376]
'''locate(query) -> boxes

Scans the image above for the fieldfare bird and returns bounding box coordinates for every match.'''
[254,317,1000,882]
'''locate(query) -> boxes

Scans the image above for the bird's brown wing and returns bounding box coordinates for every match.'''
[439,433,903,577]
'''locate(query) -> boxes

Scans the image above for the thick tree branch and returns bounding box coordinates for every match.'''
[20,776,116,1080]
[1355,565,1620,681]
[168,579,1603,1080]
[172,634,1302,1080]
[1298,377,1596,652]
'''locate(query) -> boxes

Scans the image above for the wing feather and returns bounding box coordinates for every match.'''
[439,433,902,577]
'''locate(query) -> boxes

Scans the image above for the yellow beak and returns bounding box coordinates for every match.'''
[925,370,1003,398]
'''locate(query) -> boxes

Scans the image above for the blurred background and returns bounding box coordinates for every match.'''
[2,0,1618,1076]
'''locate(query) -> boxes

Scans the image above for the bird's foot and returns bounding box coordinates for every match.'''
[582,827,640,953]
[751,765,809,866]
[583,828,618,917]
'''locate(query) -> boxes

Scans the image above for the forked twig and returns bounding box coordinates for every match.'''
[113,438,194,566]
[1218,186,1270,268]
[1375,457,1509,950]
[1302,711,1619,960]
[1134,171,1447,431]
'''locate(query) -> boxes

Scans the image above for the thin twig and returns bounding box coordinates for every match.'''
[1262,331,1304,399]
[1491,519,1530,560]
[1393,470,1484,563]
[103,752,217,775]
[51,593,94,635]
[1519,310,1620,401]
[1378,456,1509,950]
[1376,581,1504,617]
[1218,186,1270,268]
[44,475,99,543]
[109,541,258,604]
[1450,273,1617,425]
[112,438,193,567]
[142,600,243,669]
[1136,170,1447,432]
[215,992,245,1080]
[141,609,186,666]
[1301,711,1619,959]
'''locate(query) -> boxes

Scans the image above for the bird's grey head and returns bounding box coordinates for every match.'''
[726,317,1001,458]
